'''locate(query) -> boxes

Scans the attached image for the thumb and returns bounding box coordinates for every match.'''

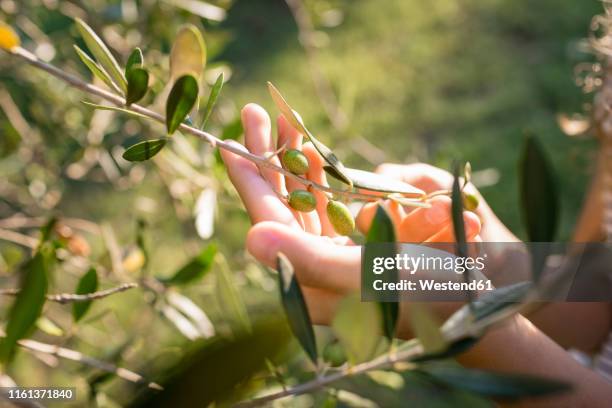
[246,221,360,293]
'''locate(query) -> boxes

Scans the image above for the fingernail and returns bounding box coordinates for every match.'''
[425,201,450,225]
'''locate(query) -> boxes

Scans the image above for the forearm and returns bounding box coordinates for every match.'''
[457,314,612,407]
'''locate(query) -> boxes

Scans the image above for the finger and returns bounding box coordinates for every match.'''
[220,141,299,228]
[355,200,405,237]
[246,221,360,293]
[375,163,453,193]
[397,196,453,242]
[302,142,333,236]
[277,115,303,193]
[424,211,481,243]
[301,286,340,326]
[242,104,286,195]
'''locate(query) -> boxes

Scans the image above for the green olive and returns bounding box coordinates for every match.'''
[463,192,479,211]
[281,149,310,175]
[326,200,355,236]
[288,190,317,212]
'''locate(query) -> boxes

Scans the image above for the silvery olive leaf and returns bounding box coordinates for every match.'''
[324,166,425,197]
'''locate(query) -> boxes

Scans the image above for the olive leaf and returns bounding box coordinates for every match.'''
[332,293,382,364]
[276,253,318,365]
[200,72,224,129]
[74,45,122,94]
[325,166,425,197]
[409,303,447,354]
[170,24,206,80]
[418,365,570,400]
[267,82,353,187]
[215,254,250,332]
[81,101,149,120]
[0,21,20,51]
[463,161,472,187]
[126,47,144,73]
[126,68,149,105]
[166,75,199,134]
[519,134,559,242]
[451,164,467,258]
[0,246,51,362]
[366,205,399,341]
[122,139,167,162]
[162,244,217,285]
[75,18,127,93]
[73,267,98,322]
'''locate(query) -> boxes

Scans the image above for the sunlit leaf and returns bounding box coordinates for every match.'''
[325,166,425,197]
[332,293,382,364]
[463,162,472,186]
[0,246,51,362]
[166,291,215,338]
[409,303,447,354]
[267,82,353,187]
[411,337,478,363]
[170,24,206,80]
[36,316,64,336]
[81,101,149,120]
[166,75,199,134]
[215,255,250,332]
[519,134,559,242]
[74,45,121,94]
[122,139,167,162]
[366,205,399,341]
[162,244,217,286]
[276,253,318,365]
[161,304,202,340]
[126,68,149,105]
[75,18,127,93]
[419,365,570,400]
[556,113,590,136]
[0,22,19,51]
[73,267,98,322]
[200,72,224,129]
[126,47,144,73]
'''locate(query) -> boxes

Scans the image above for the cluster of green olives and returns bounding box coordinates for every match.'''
[281,148,355,236]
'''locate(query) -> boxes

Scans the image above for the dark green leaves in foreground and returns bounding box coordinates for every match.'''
[451,163,467,257]
[519,134,559,242]
[163,244,217,285]
[276,253,318,365]
[366,205,399,341]
[0,246,52,362]
[126,47,144,73]
[166,75,199,134]
[122,138,167,162]
[126,68,149,106]
[73,267,99,322]
[419,365,570,400]
[200,72,224,129]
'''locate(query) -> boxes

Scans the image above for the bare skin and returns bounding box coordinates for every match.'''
[221,103,612,407]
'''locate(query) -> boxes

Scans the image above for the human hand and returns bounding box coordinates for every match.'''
[221,104,484,325]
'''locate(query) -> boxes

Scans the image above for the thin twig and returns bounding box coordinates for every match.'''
[15,337,162,390]
[0,228,37,248]
[7,46,423,204]
[0,283,138,303]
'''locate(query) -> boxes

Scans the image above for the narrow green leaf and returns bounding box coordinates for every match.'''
[162,244,217,286]
[126,47,144,73]
[267,82,353,187]
[215,255,250,332]
[74,45,121,94]
[74,18,127,93]
[366,205,399,341]
[420,365,571,400]
[72,267,98,322]
[332,293,382,364]
[411,336,478,363]
[81,101,149,120]
[122,139,167,162]
[325,166,425,197]
[126,68,149,105]
[166,75,199,134]
[0,247,51,362]
[276,253,318,365]
[519,134,559,242]
[409,303,447,354]
[451,163,467,257]
[200,72,224,129]
[170,24,206,80]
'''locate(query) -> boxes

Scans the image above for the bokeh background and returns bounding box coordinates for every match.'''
[0,0,603,406]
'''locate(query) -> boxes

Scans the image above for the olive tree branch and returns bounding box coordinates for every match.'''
[7,46,430,204]
[0,283,138,303]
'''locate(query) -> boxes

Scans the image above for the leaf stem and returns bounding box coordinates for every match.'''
[0,283,138,303]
